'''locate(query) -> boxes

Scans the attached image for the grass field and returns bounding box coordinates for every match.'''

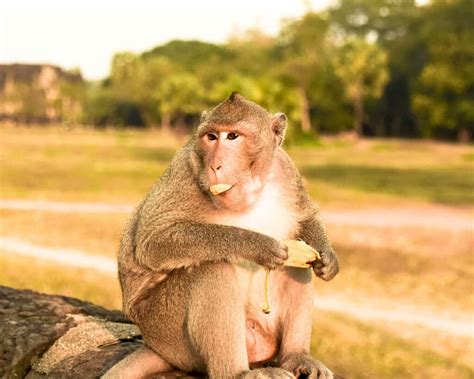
[1,125,473,207]
[1,125,473,378]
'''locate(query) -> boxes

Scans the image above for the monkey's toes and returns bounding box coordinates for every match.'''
[281,354,333,379]
[241,367,296,379]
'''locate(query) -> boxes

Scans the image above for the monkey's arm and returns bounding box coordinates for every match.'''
[298,211,339,281]
[134,221,288,272]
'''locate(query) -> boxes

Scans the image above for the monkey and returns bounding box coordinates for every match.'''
[112,92,339,379]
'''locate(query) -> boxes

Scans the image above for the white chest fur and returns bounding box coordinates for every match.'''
[211,183,299,241]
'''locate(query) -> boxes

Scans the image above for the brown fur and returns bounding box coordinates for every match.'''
[116,93,339,379]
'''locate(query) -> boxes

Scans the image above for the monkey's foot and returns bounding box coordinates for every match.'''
[280,353,333,379]
[241,367,296,378]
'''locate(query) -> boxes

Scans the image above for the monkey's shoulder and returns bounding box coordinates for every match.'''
[141,147,201,203]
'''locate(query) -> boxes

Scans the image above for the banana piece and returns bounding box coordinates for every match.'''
[283,239,321,268]
[260,240,320,314]
[210,184,232,195]
[260,269,272,314]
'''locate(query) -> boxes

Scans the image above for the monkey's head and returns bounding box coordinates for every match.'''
[194,92,287,211]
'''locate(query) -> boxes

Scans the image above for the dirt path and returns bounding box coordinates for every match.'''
[0,236,116,274]
[323,208,473,230]
[313,295,473,338]
[1,235,472,338]
[0,199,134,214]
[1,199,472,230]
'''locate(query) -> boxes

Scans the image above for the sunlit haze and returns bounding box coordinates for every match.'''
[0,0,335,80]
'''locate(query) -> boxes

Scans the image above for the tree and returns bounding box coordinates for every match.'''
[226,28,275,77]
[275,13,330,135]
[333,37,389,136]
[208,73,301,132]
[329,0,423,137]
[142,40,233,74]
[107,53,175,126]
[157,73,204,131]
[413,0,474,141]
[109,52,144,102]
[329,0,418,43]
[9,82,47,122]
[58,79,87,125]
[106,52,148,125]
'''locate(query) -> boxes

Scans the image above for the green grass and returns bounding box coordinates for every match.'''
[462,152,474,161]
[312,312,473,379]
[0,131,175,202]
[0,209,128,257]
[300,163,474,205]
[0,253,122,310]
[288,139,474,207]
[1,126,473,207]
[325,243,474,314]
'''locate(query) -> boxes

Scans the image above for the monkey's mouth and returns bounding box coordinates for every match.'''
[209,183,233,196]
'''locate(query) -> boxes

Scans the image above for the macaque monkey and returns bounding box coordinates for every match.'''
[113,92,339,379]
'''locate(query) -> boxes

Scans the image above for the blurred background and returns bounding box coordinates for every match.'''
[0,0,473,377]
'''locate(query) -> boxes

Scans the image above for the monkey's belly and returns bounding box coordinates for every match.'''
[236,261,286,364]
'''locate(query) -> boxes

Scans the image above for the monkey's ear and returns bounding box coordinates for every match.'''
[271,113,287,146]
[228,91,245,102]
[200,111,208,123]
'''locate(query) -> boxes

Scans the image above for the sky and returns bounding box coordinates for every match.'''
[0,0,335,80]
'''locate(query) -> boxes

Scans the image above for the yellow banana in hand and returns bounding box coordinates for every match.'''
[260,240,320,314]
[283,239,321,268]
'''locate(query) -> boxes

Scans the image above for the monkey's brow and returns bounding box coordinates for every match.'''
[197,124,249,137]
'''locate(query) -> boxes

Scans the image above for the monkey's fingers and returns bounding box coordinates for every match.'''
[264,256,286,270]
[312,260,325,269]
[313,267,324,276]
[209,183,232,195]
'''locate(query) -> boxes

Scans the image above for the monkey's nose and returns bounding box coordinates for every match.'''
[211,164,222,173]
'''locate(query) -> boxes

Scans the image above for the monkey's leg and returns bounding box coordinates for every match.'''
[102,346,173,379]
[186,261,250,378]
[278,268,333,379]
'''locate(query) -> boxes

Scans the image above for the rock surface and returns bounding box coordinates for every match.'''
[0,285,140,378]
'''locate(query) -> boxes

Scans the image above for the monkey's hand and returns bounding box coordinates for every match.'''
[311,248,339,281]
[248,238,289,270]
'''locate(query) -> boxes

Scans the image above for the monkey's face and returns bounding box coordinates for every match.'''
[194,93,287,211]
[197,121,282,212]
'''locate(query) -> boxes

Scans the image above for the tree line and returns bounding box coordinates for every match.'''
[56,0,474,141]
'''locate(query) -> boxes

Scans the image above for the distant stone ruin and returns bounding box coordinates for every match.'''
[0,63,84,124]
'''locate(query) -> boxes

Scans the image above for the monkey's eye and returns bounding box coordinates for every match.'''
[207,133,218,141]
[227,132,239,140]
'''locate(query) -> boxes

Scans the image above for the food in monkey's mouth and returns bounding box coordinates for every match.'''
[283,239,321,267]
[210,184,233,195]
